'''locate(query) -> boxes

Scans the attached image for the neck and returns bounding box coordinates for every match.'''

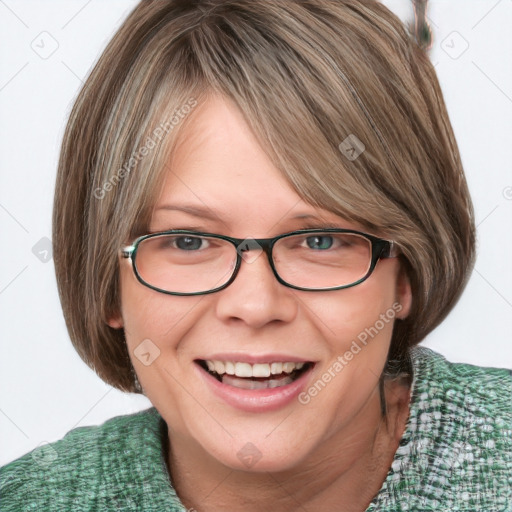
[166,379,410,512]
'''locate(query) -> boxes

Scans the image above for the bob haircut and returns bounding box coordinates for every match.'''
[53,0,475,393]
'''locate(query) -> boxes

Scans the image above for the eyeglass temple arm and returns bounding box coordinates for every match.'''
[382,241,399,259]
[121,246,135,259]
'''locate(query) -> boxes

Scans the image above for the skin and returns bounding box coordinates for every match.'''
[110,95,412,512]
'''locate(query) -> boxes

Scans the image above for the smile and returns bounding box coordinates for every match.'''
[194,358,315,412]
[197,359,313,390]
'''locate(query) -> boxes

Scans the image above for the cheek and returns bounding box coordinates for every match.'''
[118,262,197,343]
[118,265,204,380]
[300,260,401,394]
[118,269,211,429]
[295,266,401,431]
[310,264,399,341]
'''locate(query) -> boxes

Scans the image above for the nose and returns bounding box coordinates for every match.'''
[214,248,298,329]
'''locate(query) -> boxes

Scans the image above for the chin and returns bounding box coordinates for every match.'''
[193,423,319,474]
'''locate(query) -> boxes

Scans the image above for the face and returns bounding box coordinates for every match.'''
[111,95,412,473]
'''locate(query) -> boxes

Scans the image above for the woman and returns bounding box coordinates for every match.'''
[1,0,510,510]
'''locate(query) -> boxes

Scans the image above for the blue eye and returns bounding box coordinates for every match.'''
[306,236,333,250]
[175,236,204,251]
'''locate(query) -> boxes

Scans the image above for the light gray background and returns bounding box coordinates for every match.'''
[1,0,511,465]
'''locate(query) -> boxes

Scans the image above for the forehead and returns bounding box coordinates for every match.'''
[161,95,291,197]
[151,96,362,235]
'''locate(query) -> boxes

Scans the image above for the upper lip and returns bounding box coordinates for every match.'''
[196,353,315,364]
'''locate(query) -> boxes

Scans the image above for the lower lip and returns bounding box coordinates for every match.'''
[195,363,315,413]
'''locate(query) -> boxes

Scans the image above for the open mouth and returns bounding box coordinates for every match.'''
[196,359,314,390]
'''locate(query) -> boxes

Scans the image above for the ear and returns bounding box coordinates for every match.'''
[395,264,412,320]
[107,311,124,329]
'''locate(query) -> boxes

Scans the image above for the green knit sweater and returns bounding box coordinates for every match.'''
[1,347,511,511]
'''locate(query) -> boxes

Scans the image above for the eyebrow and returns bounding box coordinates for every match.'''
[155,204,332,222]
[154,204,221,221]
[153,204,345,227]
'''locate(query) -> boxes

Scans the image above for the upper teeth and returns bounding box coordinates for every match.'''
[205,360,305,378]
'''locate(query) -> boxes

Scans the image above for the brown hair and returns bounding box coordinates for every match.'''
[53,0,475,392]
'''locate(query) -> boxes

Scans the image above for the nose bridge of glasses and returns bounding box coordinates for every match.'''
[232,236,276,270]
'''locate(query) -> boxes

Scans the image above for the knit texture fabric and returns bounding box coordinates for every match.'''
[1,347,511,511]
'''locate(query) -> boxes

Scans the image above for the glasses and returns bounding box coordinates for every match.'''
[121,229,398,296]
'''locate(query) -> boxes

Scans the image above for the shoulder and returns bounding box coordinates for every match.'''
[387,347,512,510]
[0,407,181,511]
[411,346,512,423]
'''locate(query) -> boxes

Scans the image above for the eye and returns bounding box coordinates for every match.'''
[174,236,206,251]
[305,235,334,250]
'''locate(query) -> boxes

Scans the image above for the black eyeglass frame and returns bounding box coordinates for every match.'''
[121,228,397,296]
